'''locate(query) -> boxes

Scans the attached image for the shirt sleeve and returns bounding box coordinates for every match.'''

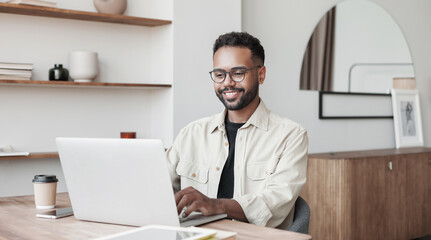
[233,128,308,227]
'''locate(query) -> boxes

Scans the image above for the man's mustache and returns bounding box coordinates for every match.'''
[218,87,245,94]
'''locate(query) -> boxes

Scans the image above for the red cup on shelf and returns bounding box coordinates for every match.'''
[121,132,136,139]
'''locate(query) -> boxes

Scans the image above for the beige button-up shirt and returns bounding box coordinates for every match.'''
[166,100,308,228]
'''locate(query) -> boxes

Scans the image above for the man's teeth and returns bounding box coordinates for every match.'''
[225,92,237,96]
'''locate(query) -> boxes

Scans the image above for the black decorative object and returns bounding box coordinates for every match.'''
[319,91,393,119]
[49,64,69,81]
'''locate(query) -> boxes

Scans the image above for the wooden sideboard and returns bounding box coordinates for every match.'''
[301,147,431,240]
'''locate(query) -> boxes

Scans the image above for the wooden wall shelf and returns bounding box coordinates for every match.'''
[0,152,59,160]
[0,80,172,88]
[0,2,172,27]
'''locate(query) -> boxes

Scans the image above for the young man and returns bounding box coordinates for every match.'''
[166,32,308,229]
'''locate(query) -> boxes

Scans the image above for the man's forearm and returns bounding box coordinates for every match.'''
[219,199,248,222]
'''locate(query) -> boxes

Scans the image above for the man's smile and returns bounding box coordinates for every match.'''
[223,90,241,100]
[219,88,244,101]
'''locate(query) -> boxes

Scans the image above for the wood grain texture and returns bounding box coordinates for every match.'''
[0,152,58,160]
[301,157,352,239]
[0,193,133,240]
[0,193,311,240]
[384,156,407,239]
[406,153,430,238]
[427,154,431,235]
[0,2,171,27]
[309,147,431,159]
[393,77,416,90]
[0,79,172,89]
[203,220,311,240]
[302,148,431,240]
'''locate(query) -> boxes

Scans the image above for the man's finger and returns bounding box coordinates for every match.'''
[175,187,197,205]
[183,201,201,217]
[177,194,193,215]
[174,190,184,205]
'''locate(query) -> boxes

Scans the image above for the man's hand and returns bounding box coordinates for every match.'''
[175,186,248,222]
[175,187,224,217]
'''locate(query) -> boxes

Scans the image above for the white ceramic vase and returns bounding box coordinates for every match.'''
[93,0,127,15]
[69,51,99,82]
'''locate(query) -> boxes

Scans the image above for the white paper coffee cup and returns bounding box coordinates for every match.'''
[33,175,58,209]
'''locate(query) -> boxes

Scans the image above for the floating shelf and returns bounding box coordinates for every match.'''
[0,79,172,88]
[0,2,172,27]
[0,152,59,160]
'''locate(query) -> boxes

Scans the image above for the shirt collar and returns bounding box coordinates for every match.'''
[209,99,269,134]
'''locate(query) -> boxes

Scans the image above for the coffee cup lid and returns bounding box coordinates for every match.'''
[32,175,58,183]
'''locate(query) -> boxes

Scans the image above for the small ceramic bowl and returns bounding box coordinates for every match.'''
[93,0,127,15]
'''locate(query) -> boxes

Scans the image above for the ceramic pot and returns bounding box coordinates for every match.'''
[93,0,127,15]
[69,51,98,82]
[49,64,69,81]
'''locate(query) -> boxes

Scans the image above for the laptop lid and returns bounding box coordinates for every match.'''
[56,137,180,227]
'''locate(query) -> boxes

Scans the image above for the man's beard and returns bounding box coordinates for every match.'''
[215,79,259,111]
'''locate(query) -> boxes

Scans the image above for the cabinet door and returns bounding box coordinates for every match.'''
[301,159,347,240]
[385,155,408,240]
[426,153,431,235]
[406,153,431,238]
[349,156,388,240]
[349,156,407,240]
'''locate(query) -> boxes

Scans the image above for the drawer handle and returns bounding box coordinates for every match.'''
[387,161,393,171]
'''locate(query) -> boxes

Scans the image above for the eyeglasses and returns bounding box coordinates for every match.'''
[209,65,262,83]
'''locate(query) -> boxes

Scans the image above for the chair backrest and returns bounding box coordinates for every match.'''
[287,196,310,234]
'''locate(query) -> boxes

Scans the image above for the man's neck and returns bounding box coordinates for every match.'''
[226,97,260,123]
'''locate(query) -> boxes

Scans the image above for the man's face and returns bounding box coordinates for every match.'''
[213,47,261,111]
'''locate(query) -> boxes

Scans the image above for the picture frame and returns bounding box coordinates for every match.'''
[391,89,424,148]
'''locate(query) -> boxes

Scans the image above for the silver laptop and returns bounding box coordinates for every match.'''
[56,137,226,227]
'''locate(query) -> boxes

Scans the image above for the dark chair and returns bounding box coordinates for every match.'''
[287,196,310,234]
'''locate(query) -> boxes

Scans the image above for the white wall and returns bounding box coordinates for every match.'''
[332,0,414,93]
[172,0,431,154]
[2,0,431,197]
[0,0,173,196]
[173,0,242,134]
[240,0,431,153]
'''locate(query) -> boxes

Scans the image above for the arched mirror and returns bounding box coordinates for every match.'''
[300,0,414,94]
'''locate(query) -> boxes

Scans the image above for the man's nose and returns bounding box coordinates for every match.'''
[222,73,235,87]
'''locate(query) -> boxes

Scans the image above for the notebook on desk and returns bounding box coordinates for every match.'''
[56,137,226,227]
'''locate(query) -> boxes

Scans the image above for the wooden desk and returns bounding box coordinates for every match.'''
[0,193,311,240]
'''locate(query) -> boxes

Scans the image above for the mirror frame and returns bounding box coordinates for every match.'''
[319,91,393,119]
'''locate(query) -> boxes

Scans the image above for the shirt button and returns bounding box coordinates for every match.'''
[224,142,228,147]
[191,173,196,178]
[216,167,220,171]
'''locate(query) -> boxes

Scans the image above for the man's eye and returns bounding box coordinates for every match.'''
[232,70,245,76]
[214,72,225,78]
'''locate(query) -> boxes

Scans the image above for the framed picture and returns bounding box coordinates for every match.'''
[391,89,424,148]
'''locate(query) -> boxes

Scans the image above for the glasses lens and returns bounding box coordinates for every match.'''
[211,70,226,82]
[230,69,246,82]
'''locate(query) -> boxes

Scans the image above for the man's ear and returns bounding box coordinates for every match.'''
[258,66,266,85]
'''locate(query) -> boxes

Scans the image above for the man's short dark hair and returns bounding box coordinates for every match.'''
[213,32,265,65]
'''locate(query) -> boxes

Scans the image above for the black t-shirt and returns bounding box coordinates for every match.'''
[217,117,244,199]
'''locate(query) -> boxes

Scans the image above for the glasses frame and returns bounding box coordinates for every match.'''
[209,65,262,83]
